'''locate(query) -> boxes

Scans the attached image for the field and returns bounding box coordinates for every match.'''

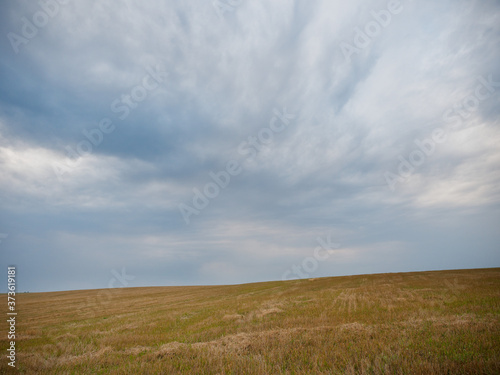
[1,268,499,374]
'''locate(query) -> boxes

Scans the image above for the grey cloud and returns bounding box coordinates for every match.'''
[1,0,499,291]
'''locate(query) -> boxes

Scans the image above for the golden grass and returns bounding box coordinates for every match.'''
[1,268,499,374]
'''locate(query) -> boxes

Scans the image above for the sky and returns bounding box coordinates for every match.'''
[0,0,499,293]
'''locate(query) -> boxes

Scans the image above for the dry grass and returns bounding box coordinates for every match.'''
[1,268,499,374]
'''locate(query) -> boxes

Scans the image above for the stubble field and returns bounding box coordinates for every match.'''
[1,268,499,374]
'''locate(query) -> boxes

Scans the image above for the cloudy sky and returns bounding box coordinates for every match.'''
[0,0,499,292]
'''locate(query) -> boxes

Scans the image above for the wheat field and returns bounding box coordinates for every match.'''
[1,268,499,374]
